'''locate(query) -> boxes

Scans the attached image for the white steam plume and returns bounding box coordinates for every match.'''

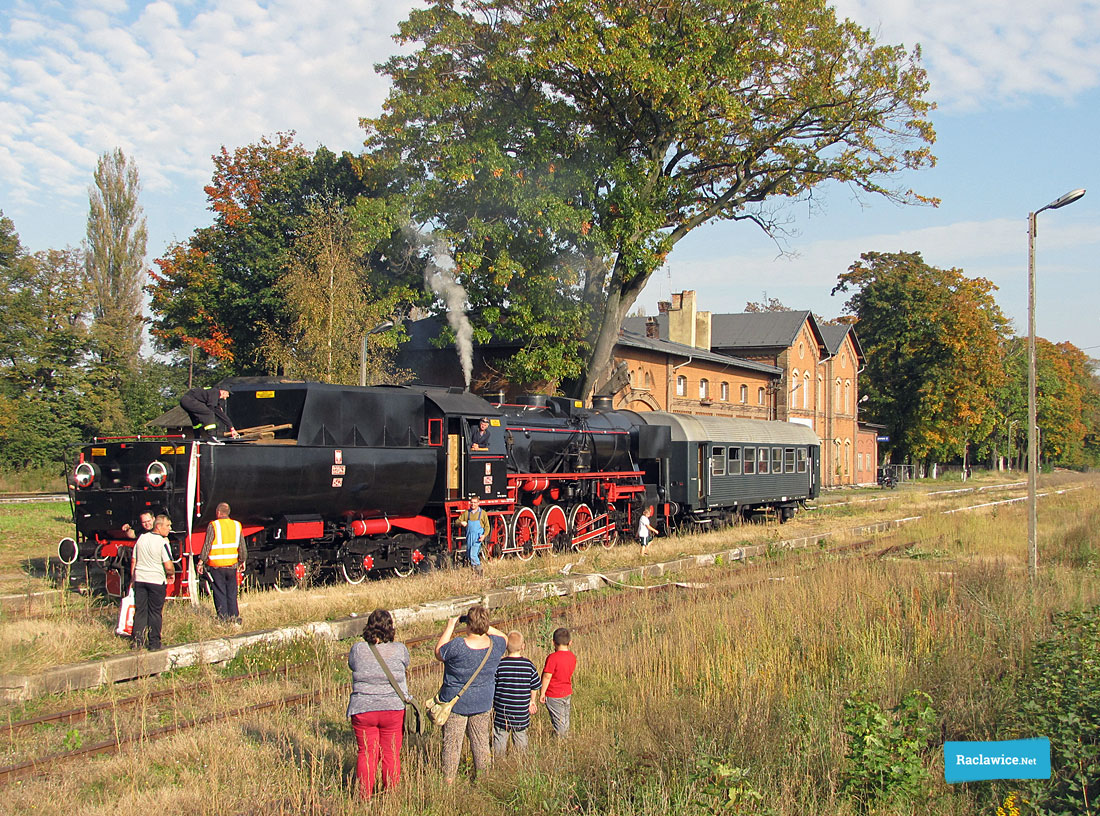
[406,226,474,387]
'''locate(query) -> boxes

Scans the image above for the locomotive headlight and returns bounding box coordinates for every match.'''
[145,460,169,488]
[73,462,97,489]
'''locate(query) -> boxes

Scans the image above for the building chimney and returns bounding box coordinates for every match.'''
[646,316,659,338]
[668,290,697,347]
[695,310,711,350]
[657,300,671,314]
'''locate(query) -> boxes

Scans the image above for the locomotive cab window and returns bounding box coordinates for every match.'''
[711,447,726,476]
[758,448,770,475]
[784,448,796,473]
[729,447,742,475]
[744,447,756,475]
[796,448,808,473]
[468,417,500,453]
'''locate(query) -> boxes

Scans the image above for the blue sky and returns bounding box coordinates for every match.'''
[2,0,1099,353]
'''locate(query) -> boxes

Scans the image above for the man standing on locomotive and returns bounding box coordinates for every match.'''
[457,494,490,576]
[179,386,239,442]
[198,502,246,625]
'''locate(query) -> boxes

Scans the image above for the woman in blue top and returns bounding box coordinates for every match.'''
[434,604,507,783]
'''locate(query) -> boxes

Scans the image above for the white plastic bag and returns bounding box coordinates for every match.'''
[116,588,135,636]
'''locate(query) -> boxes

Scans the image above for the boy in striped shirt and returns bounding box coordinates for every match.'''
[491,630,541,755]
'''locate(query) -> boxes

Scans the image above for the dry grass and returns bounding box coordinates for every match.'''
[1,474,1097,675]
[4,481,1099,815]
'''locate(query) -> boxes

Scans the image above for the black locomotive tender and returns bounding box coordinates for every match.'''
[64,381,821,596]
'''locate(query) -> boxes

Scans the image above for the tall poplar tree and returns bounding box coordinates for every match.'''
[86,147,148,375]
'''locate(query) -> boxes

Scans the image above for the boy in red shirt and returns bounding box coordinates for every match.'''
[540,627,576,737]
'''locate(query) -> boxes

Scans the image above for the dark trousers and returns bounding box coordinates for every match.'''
[210,566,239,619]
[132,581,167,649]
[179,394,217,438]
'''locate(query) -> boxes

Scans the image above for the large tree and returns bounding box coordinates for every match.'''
[363,0,936,396]
[86,148,147,374]
[149,136,424,375]
[833,251,1009,465]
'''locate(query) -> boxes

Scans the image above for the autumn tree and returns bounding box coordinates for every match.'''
[990,336,1100,469]
[833,251,1009,466]
[364,0,936,397]
[261,198,412,384]
[149,136,424,376]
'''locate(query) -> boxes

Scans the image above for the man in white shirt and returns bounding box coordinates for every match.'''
[130,515,176,650]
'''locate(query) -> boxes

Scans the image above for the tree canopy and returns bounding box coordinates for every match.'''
[833,251,1010,464]
[148,134,424,378]
[364,0,936,396]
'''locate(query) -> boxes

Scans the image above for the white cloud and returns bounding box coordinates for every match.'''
[832,0,1100,110]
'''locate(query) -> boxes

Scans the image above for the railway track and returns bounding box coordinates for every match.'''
[0,493,67,505]
[0,533,906,786]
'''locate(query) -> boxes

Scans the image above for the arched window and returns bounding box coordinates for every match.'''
[757,386,765,405]
[790,369,800,406]
[644,371,653,388]
[844,380,851,413]
[721,382,729,401]
[628,369,636,386]
[835,378,841,407]
[676,375,686,397]
[803,372,810,410]
[844,439,852,476]
[740,384,748,403]
[699,378,709,399]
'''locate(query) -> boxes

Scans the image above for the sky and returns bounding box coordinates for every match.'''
[2,0,1099,354]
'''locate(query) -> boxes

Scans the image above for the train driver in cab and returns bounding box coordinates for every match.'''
[471,417,492,450]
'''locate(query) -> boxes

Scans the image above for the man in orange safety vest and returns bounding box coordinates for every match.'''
[198,502,247,624]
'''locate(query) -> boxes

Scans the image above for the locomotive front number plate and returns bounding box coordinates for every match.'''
[255,391,275,398]
[92,447,106,457]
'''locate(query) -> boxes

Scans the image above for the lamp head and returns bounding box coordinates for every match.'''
[1046,188,1086,211]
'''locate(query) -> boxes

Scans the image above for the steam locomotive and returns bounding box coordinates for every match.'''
[59,381,820,597]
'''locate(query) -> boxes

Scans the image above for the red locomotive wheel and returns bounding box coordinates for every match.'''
[486,514,510,560]
[510,507,538,561]
[540,504,568,552]
[567,503,594,551]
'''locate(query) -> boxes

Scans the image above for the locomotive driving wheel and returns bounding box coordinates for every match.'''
[510,507,538,561]
[567,503,595,551]
[540,504,569,552]
[485,514,510,560]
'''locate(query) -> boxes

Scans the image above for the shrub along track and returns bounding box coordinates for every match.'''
[0,530,908,786]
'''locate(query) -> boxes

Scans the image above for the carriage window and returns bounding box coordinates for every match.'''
[729,447,742,475]
[711,447,726,476]
[771,447,782,474]
[757,448,769,475]
[784,448,795,473]
[744,447,756,474]
[796,448,808,473]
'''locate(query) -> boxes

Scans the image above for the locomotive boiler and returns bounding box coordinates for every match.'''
[61,380,820,597]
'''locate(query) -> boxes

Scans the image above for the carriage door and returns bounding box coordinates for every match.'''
[697,444,707,503]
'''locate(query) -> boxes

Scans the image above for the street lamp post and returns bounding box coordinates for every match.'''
[1027,188,1085,584]
[359,320,396,387]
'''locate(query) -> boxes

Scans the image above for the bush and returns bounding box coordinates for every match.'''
[1015,606,1100,816]
[839,689,937,811]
